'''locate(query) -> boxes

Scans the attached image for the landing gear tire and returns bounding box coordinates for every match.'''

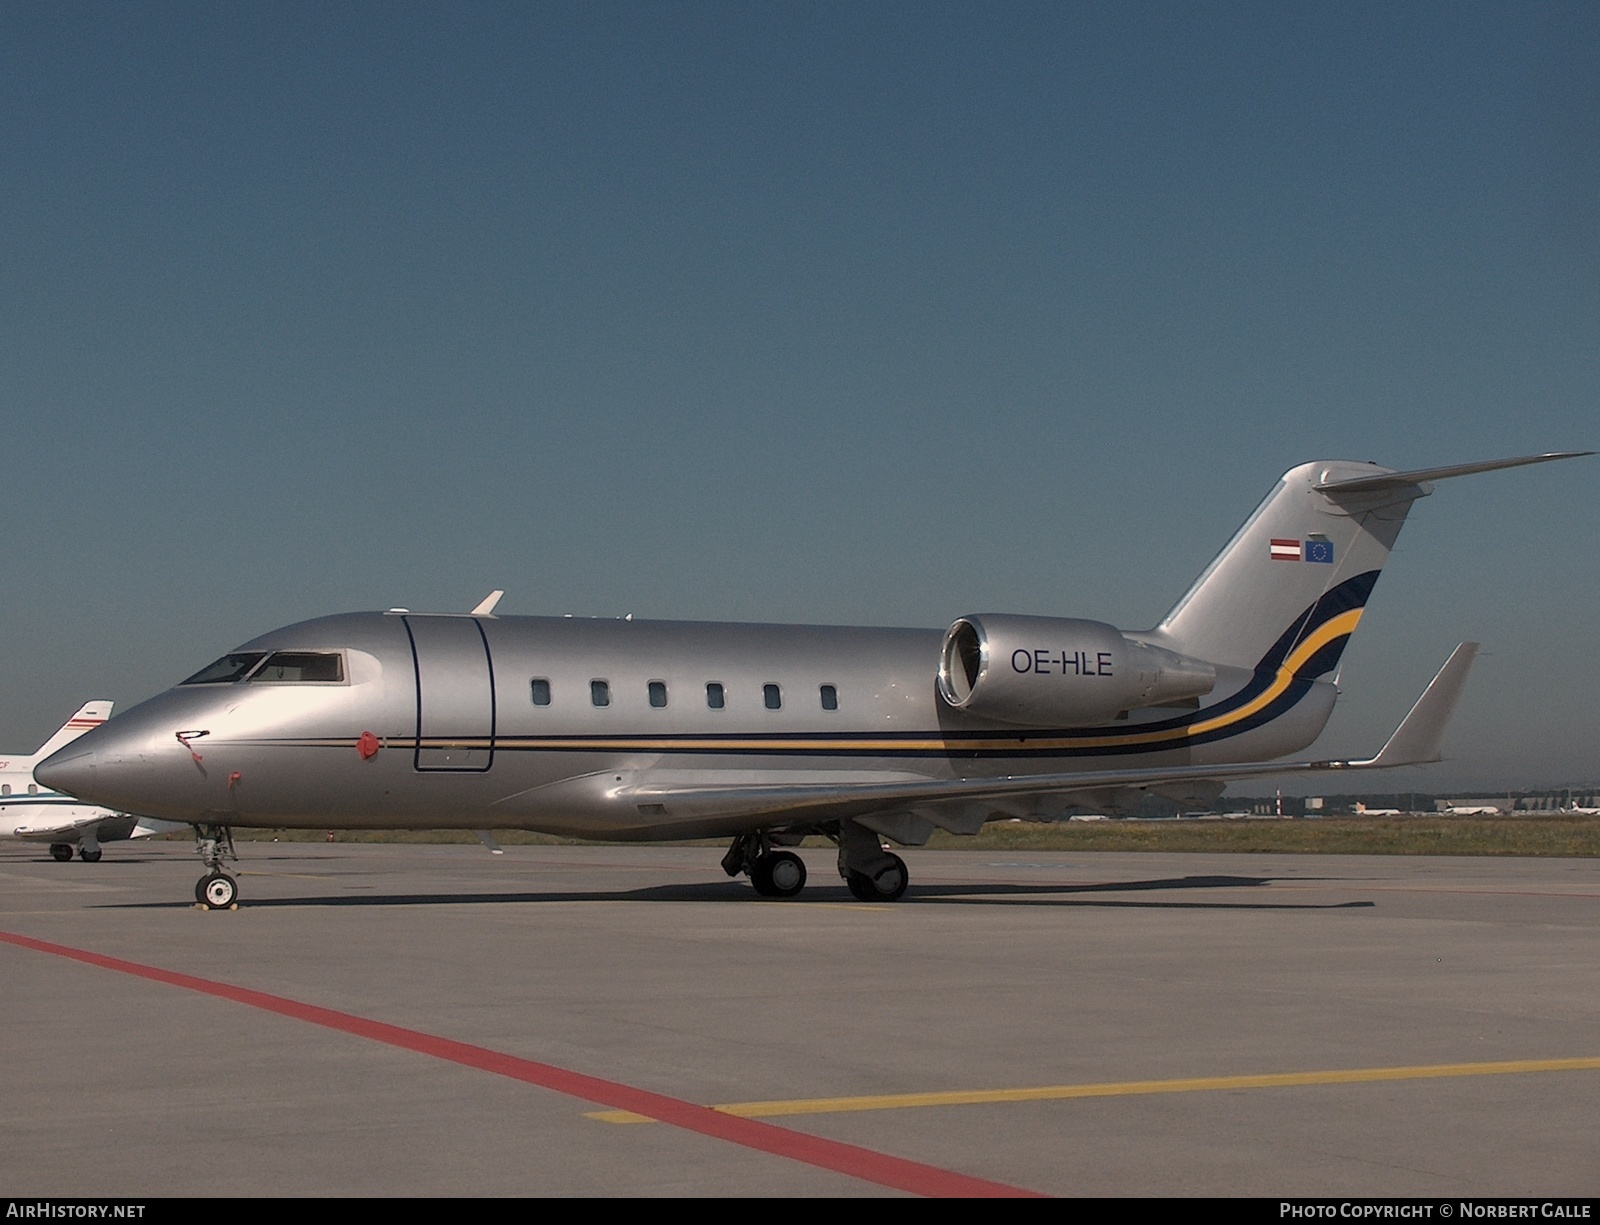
[846,853,909,903]
[191,824,239,908]
[79,847,102,863]
[50,844,74,862]
[750,851,807,898]
[197,872,238,910]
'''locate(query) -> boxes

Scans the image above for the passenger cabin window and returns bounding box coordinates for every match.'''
[820,684,838,711]
[648,680,668,708]
[591,680,610,707]
[181,652,267,684]
[764,683,782,710]
[530,678,552,706]
[249,652,344,683]
[28,784,38,795]
[0,784,8,796]
[706,682,725,710]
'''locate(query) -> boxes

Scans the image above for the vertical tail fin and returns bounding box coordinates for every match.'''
[32,701,115,762]
[1149,452,1590,676]
[1149,460,1425,675]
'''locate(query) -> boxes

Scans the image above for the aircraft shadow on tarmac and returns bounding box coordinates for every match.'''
[102,873,1375,911]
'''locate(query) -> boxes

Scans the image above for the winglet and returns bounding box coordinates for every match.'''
[1352,642,1479,768]
[470,590,504,616]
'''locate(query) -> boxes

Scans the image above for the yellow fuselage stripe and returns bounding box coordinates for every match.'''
[1186,607,1360,737]
[432,609,1363,757]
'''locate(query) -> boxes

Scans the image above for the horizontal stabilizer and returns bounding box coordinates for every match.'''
[1313,452,1592,495]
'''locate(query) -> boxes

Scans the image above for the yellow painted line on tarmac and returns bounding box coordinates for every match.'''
[237,871,333,882]
[585,1056,1600,1124]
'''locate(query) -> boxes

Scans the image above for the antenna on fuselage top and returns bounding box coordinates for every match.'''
[470,590,504,616]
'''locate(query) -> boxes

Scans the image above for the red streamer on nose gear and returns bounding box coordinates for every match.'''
[356,731,380,760]
[228,771,241,790]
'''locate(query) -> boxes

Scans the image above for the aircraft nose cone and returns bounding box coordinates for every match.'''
[35,743,99,797]
[36,722,160,811]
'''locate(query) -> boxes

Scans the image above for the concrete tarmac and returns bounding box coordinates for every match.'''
[2,840,1598,1197]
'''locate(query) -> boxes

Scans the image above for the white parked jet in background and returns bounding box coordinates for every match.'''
[1,702,182,860]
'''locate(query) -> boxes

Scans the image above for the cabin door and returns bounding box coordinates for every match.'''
[403,615,496,772]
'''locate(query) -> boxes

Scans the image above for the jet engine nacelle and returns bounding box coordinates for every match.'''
[937,614,1217,726]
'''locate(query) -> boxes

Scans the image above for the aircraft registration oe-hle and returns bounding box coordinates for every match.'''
[36,452,1591,910]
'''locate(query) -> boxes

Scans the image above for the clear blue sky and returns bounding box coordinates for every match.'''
[3,2,1595,790]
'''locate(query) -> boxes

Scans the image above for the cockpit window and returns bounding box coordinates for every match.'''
[180,653,267,685]
[248,652,345,683]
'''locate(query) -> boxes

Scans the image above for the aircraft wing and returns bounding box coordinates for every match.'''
[130,818,190,839]
[608,642,1479,829]
[10,814,108,840]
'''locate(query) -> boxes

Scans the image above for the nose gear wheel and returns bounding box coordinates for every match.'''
[197,872,238,909]
[193,824,240,909]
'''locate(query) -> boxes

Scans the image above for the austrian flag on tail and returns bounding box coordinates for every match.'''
[1270,538,1336,564]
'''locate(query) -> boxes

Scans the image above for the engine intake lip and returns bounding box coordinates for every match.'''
[938,618,986,708]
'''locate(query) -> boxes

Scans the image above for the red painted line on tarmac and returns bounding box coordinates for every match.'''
[0,930,1039,1198]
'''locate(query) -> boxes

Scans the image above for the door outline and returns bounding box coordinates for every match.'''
[403,615,496,772]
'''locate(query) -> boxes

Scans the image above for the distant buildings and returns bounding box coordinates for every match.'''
[1221,788,1600,817]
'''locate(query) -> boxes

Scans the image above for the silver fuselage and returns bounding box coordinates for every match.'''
[38,610,1334,840]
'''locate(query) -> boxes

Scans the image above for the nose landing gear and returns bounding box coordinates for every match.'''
[193,824,239,910]
[197,872,238,908]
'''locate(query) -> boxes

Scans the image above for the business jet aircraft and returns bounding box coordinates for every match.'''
[1,702,182,860]
[37,453,1588,909]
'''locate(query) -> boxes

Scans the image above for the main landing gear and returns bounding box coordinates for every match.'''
[836,819,909,903]
[722,832,808,898]
[49,842,102,862]
[722,821,914,902]
[193,824,239,910]
[845,856,909,903]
